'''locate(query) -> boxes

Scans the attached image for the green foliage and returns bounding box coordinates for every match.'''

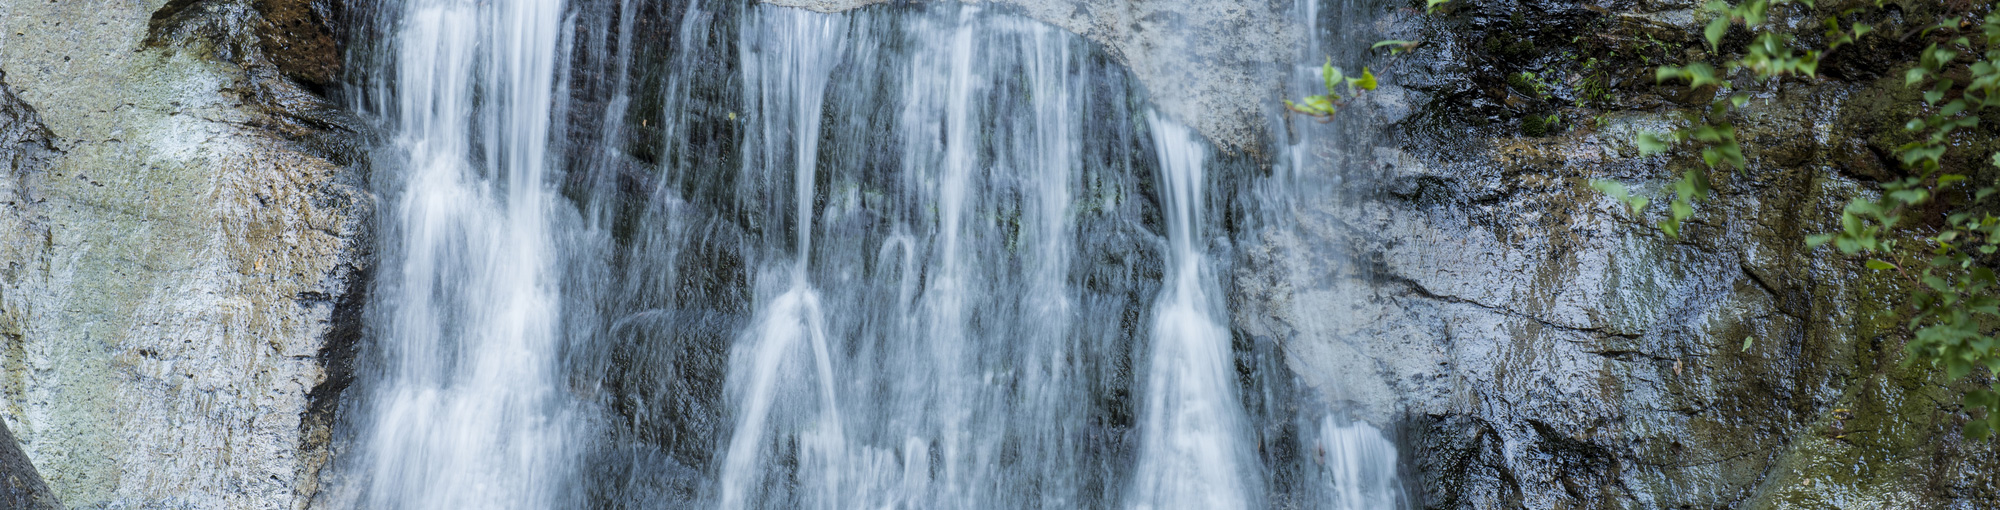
[1632,0,1825,238]
[1509,71,1552,98]
[1807,10,2000,440]
[1593,1,2000,438]
[1373,39,1423,55]
[1285,59,1378,120]
[1326,0,2000,442]
[1589,179,1650,214]
[1575,58,1613,107]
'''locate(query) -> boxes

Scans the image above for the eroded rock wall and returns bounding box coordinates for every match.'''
[0,0,367,508]
[1236,1,2000,508]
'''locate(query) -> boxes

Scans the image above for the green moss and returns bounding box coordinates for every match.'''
[1743,229,1984,509]
[1522,115,1548,137]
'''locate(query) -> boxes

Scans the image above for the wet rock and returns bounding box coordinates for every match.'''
[0,0,369,508]
[252,0,343,87]
[762,0,1303,153]
[1235,2,2000,508]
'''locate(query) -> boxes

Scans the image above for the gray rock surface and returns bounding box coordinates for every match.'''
[1232,1,1999,508]
[0,0,368,508]
[0,65,63,510]
[763,0,1304,153]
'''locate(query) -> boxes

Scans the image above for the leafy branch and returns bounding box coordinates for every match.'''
[1808,10,2000,439]
[1283,0,1449,119]
[1599,0,1843,237]
[1284,59,1379,120]
[1588,0,2000,438]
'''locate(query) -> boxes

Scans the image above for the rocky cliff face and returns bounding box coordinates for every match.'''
[1234,0,2000,508]
[0,0,367,508]
[752,1,1996,507]
[0,60,64,510]
[3,0,1992,508]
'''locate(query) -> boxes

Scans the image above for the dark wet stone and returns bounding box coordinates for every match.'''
[253,0,343,86]
[0,421,61,510]
[1232,1,2000,508]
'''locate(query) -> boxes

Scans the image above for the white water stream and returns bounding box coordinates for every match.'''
[334,2,1406,509]
[342,0,582,508]
[1127,114,1257,510]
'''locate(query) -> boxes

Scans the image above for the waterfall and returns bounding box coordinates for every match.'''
[338,0,585,508]
[1315,419,1407,509]
[1128,114,1257,510]
[714,9,847,509]
[710,6,1098,507]
[329,1,1408,508]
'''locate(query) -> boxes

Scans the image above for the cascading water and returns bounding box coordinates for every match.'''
[1315,419,1406,509]
[328,1,1409,508]
[711,7,1101,508]
[331,0,586,508]
[1129,115,1257,510]
[713,11,846,508]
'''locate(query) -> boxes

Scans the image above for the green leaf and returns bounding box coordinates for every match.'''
[1659,63,1723,88]
[1590,179,1630,200]
[1835,236,1861,253]
[1351,68,1378,92]
[1807,233,1836,247]
[1590,180,1652,214]
[1322,58,1338,94]
[1889,189,1931,205]
[1426,0,1451,14]
[1867,259,1898,270]
[1742,336,1755,351]
[1638,132,1671,155]
[1706,16,1730,49]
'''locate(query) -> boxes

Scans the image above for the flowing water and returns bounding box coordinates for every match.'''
[337,0,585,508]
[1127,116,1255,510]
[328,1,1407,508]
